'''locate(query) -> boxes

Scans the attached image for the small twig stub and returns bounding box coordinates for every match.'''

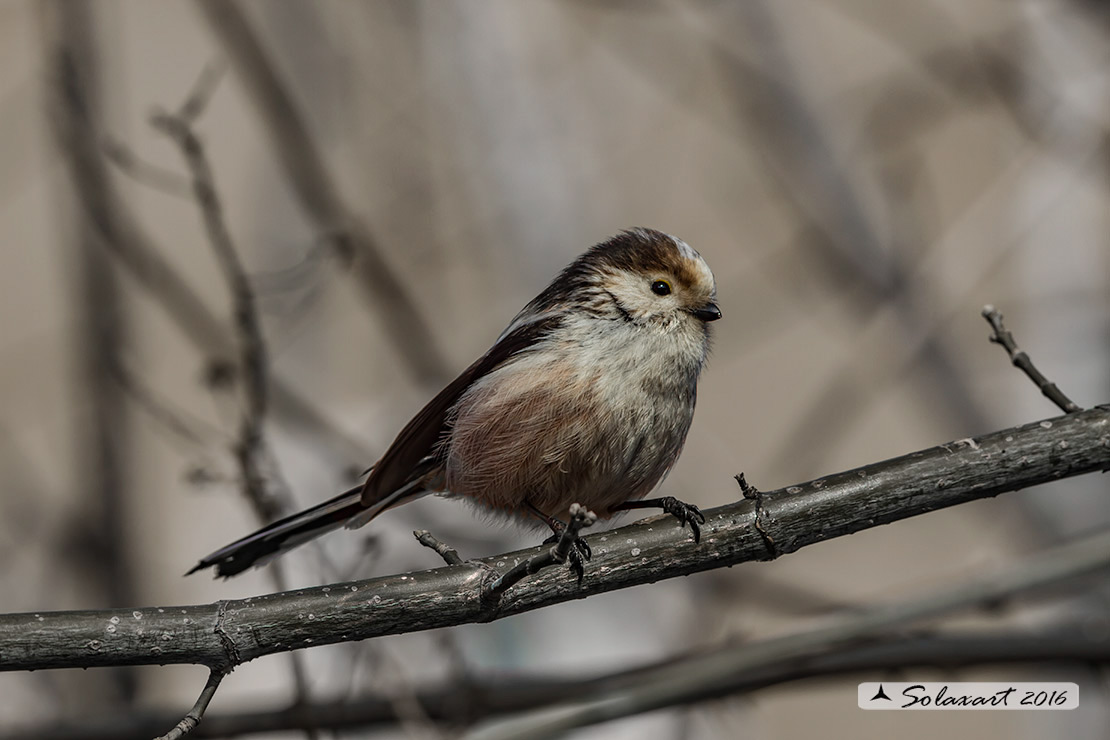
[154,668,226,740]
[414,529,465,566]
[982,305,1081,414]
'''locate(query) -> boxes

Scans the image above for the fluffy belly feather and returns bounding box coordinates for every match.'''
[443,334,697,520]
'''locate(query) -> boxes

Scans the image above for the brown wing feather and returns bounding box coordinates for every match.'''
[360,315,561,507]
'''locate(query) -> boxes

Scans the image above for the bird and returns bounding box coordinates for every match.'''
[189,228,721,577]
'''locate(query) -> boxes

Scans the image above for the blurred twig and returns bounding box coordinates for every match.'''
[706,1,990,477]
[193,0,450,385]
[152,72,320,738]
[470,527,1110,739]
[152,101,285,523]
[9,630,1109,739]
[110,356,225,450]
[102,137,192,198]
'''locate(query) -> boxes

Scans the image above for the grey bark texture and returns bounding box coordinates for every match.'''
[1,407,1107,673]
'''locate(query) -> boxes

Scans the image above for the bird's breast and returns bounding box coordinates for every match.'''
[443,322,703,520]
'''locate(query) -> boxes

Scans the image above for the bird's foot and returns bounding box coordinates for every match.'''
[611,496,705,543]
[658,496,705,543]
[543,519,592,581]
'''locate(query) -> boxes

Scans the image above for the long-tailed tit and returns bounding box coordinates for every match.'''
[190,228,721,577]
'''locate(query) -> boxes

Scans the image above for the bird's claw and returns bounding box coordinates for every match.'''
[542,521,592,582]
[659,496,705,543]
[566,540,590,582]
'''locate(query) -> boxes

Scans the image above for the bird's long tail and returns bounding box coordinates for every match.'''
[187,485,368,578]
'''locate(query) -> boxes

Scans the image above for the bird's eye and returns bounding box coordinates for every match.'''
[651,280,672,296]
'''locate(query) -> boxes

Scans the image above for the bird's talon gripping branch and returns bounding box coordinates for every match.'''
[484,504,597,598]
[551,504,597,582]
[542,521,593,562]
[611,496,705,544]
[661,496,705,544]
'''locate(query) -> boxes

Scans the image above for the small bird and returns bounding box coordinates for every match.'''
[190,228,721,577]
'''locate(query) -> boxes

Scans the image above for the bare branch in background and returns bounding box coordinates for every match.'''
[193,0,450,385]
[469,524,1110,739]
[6,630,1108,740]
[173,60,226,125]
[102,137,193,198]
[45,60,376,473]
[153,72,323,739]
[700,1,992,480]
[1,406,1108,676]
[152,99,286,523]
[43,0,138,703]
[983,305,1082,414]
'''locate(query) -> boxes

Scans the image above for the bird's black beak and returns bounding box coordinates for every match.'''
[691,303,722,322]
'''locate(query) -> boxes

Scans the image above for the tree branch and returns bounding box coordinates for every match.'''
[1,407,1108,673]
[152,99,284,523]
[192,0,450,384]
[45,0,139,702]
[6,632,1107,740]
[153,76,319,739]
[470,515,1110,739]
[50,73,374,471]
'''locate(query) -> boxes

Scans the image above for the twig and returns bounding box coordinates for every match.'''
[153,72,316,739]
[37,13,372,474]
[982,305,1082,414]
[193,0,450,384]
[153,669,225,740]
[175,59,226,124]
[102,136,192,198]
[151,95,284,524]
[733,472,758,500]
[414,530,465,566]
[110,356,226,450]
[2,408,1109,673]
[484,505,597,598]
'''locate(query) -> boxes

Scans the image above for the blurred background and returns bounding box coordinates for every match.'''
[2,0,1109,738]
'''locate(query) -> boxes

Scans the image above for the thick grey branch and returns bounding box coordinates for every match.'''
[1,407,1108,673]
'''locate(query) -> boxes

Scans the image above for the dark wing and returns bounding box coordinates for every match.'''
[360,314,562,507]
